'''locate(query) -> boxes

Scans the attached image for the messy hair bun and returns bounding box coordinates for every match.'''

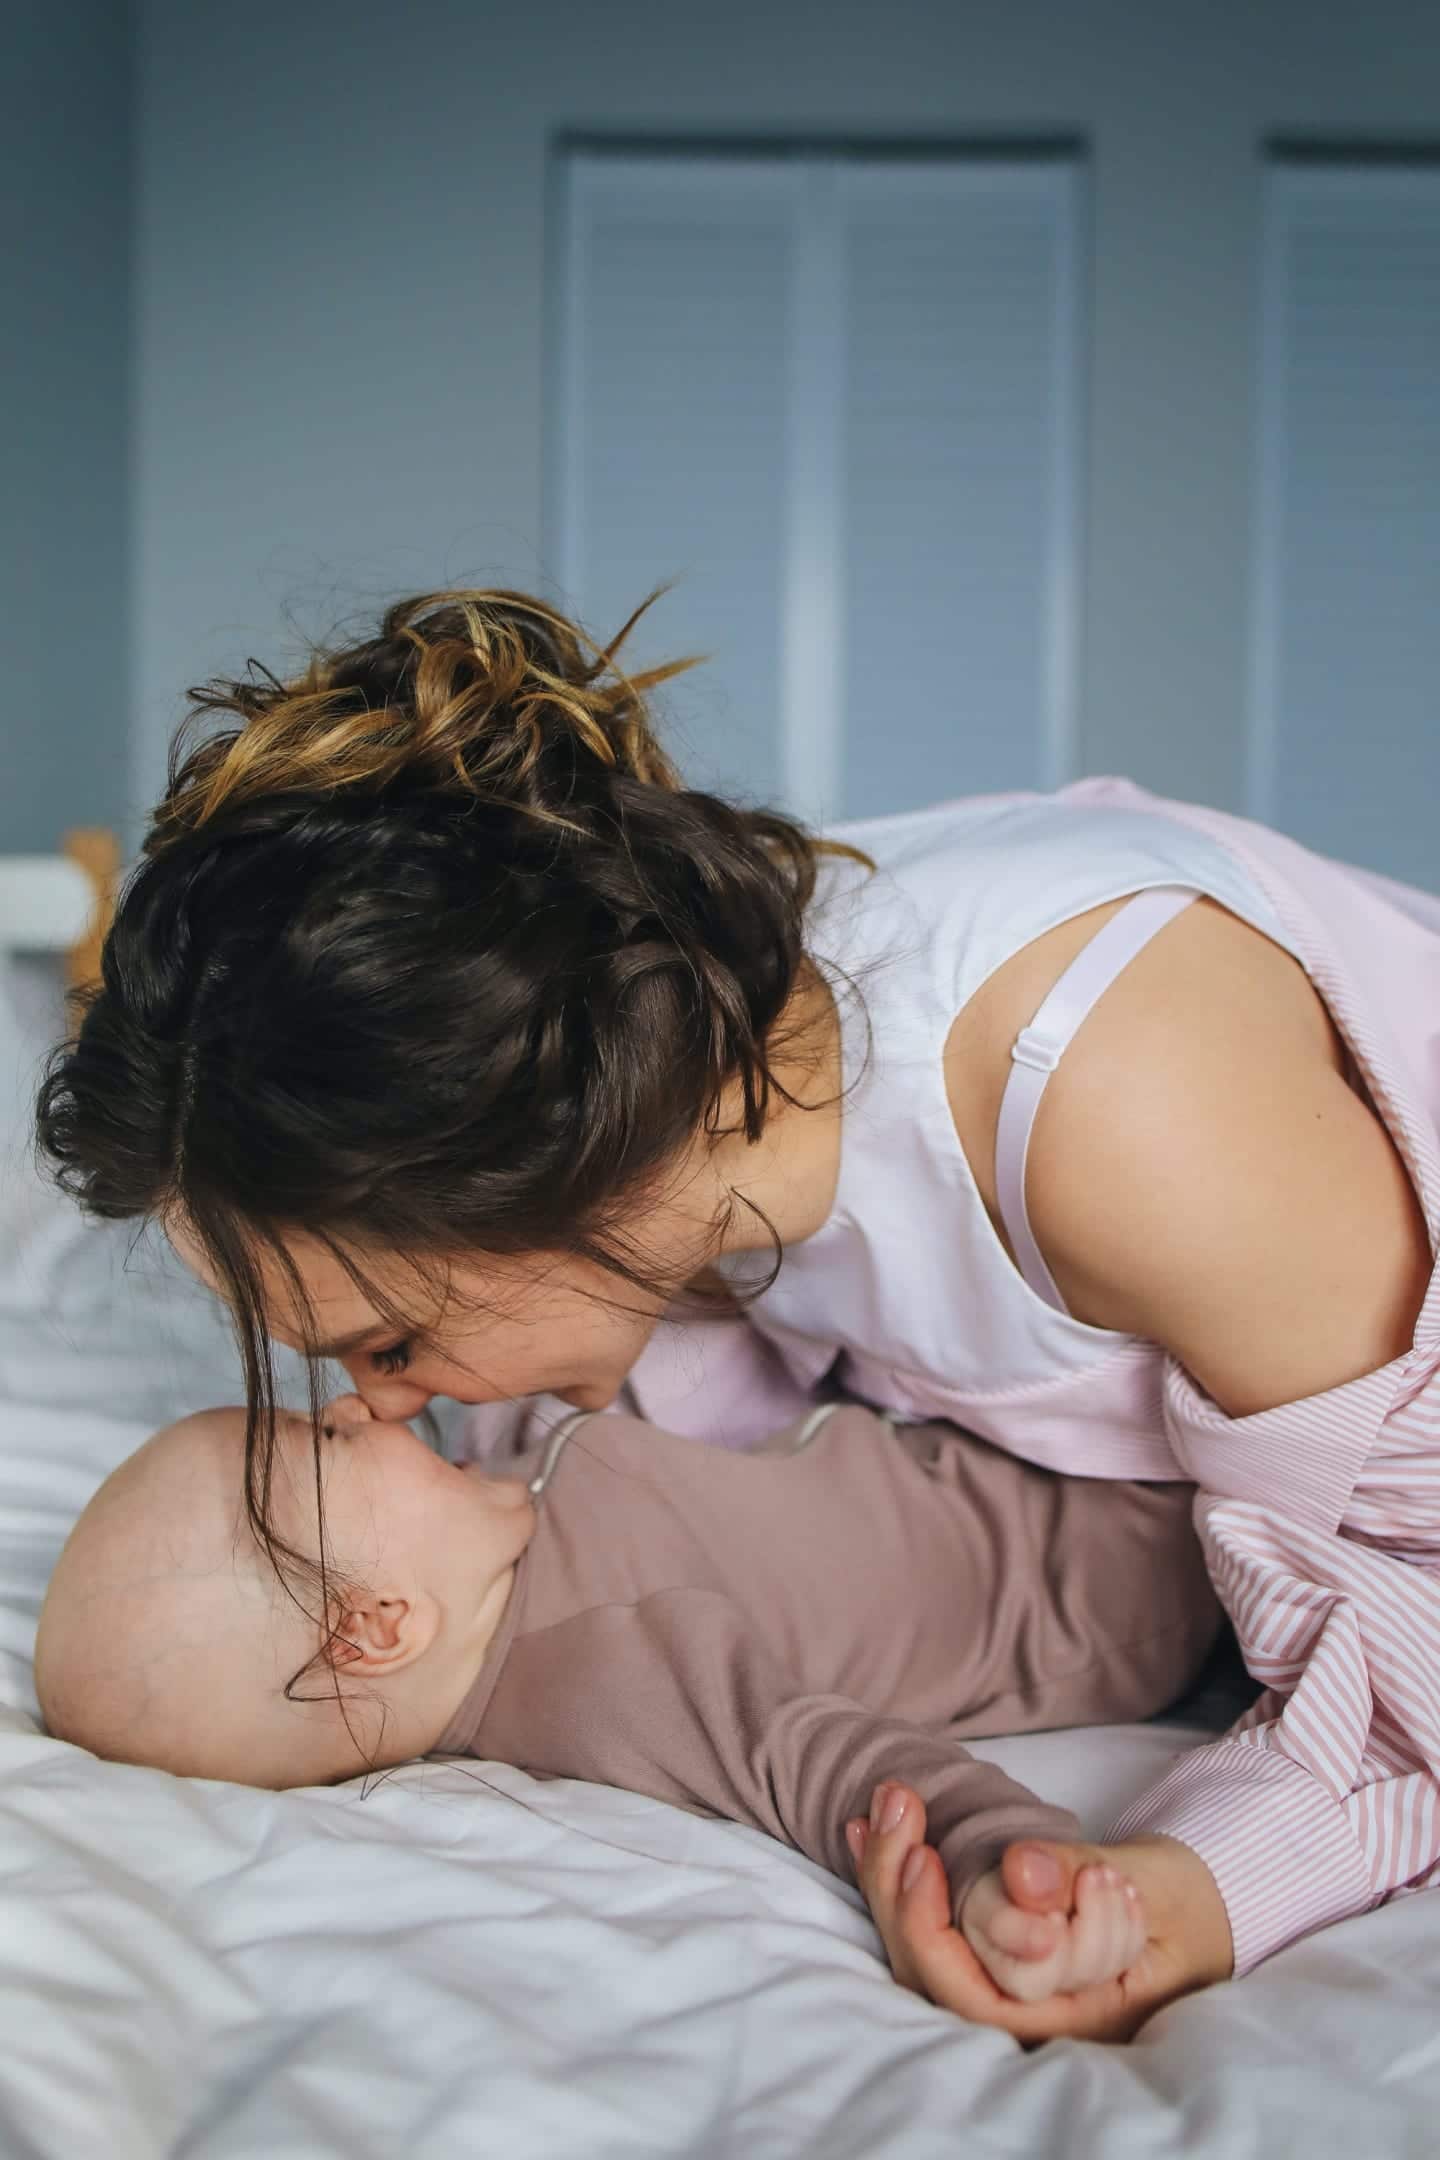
[37,587,847,1580]
[149,589,690,848]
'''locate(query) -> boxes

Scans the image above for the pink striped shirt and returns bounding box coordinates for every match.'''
[467,779,1440,1977]
[1104,784,1440,1972]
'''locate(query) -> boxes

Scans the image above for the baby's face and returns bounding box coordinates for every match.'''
[35,1396,536,1788]
[283,1392,536,1617]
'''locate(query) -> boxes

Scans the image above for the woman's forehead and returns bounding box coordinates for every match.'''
[166,1217,578,1348]
[165,1218,398,1347]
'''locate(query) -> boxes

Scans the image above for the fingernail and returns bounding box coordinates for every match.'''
[1021,1846,1063,1893]
[869,1784,890,1832]
[1123,1881,1140,1902]
[879,1787,908,1835]
[901,1848,925,1895]
[1101,1866,1119,1889]
[844,1820,863,1863]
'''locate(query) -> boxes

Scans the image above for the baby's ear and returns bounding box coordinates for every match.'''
[325,1589,438,1676]
[324,1624,367,1672]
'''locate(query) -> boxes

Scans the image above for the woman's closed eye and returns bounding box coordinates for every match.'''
[371,1341,412,1376]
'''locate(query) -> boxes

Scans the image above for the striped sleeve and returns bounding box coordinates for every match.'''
[1109,1484,1440,1973]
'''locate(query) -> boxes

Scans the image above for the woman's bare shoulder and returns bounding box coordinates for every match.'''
[945,898,1432,1416]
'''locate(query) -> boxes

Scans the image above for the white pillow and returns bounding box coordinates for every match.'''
[0,949,62,1193]
[0,1398,153,1722]
[0,949,313,1427]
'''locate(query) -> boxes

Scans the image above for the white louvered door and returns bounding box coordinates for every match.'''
[1249,164,1440,888]
[552,147,1085,825]
[837,160,1082,818]
[553,155,796,810]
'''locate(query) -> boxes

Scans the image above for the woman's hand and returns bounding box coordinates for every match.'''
[848,1781,1234,2043]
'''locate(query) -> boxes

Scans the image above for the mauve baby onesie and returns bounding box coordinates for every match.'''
[436,1406,1220,1913]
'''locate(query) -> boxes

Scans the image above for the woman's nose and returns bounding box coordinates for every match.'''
[343,1370,433,1423]
[322,1392,374,1426]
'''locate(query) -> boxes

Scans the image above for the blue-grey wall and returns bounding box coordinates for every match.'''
[2,0,132,854]
[6,3,1437,851]
[129,0,1440,836]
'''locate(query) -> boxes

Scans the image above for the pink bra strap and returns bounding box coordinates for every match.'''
[993,886,1199,1315]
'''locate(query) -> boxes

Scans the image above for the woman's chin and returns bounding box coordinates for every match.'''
[556,1382,619,1412]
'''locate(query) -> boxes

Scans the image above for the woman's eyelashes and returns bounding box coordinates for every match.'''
[371,1341,412,1377]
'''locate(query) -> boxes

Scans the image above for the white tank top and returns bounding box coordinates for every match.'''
[717,786,1296,1472]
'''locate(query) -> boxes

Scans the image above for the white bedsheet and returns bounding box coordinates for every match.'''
[4,1398,1440,2157]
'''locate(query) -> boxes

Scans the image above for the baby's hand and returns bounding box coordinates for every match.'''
[959,1857,1146,2003]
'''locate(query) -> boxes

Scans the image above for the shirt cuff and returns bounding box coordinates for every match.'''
[1107,1738,1376,1975]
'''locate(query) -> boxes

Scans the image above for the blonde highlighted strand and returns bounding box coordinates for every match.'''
[153,589,700,853]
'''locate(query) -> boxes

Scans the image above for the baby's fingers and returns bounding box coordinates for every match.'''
[961,1919,1068,2002]
[984,1904,1066,1963]
[964,1873,1066,1963]
[1065,1866,1146,1991]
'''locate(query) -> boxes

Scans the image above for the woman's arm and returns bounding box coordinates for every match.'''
[1019,894,1440,1972]
[936,894,1440,1989]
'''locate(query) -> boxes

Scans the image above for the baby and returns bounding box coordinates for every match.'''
[35,1396,1220,2007]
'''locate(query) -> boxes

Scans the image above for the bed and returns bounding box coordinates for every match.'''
[2,850,1438,2158]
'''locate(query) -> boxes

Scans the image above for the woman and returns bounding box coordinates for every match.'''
[39,589,1440,2040]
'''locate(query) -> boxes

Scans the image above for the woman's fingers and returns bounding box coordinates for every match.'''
[872,1829,1007,2009]
[854,1785,1016,2014]
[849,1783,929,1993]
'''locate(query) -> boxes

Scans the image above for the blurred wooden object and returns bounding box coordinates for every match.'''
[61,829,120,991]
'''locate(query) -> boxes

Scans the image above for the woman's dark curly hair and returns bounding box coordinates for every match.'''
[36,587,858,1612]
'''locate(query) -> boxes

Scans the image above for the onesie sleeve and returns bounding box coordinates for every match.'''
[475,1587,1080,1917]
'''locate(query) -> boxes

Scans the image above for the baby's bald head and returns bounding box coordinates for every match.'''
[35,1409,355,1786]
[35,1399,535,1789]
